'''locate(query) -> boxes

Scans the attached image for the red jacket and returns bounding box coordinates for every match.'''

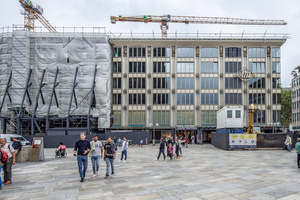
[185,139,188,143]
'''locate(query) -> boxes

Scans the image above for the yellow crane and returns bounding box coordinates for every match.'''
[110,14,287,38]
[247,104,260,134]
[19,0,56,32]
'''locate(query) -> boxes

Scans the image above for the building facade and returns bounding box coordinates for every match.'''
[292,72,300,131]
[110,37,285,141]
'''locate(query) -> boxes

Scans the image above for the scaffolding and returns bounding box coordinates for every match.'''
[0,27,111,135]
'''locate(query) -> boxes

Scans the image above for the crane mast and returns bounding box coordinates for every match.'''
[19,0,57,33]
[111,14,287,38]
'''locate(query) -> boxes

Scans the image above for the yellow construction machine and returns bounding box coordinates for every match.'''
[247,104,261,134]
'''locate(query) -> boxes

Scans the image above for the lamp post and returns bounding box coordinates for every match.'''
[153,123,159,146]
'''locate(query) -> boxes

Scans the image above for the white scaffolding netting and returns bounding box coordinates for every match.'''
[0,30,112,128]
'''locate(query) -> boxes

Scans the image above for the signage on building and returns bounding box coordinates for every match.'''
[236,68,255,81]
[229,134,257,149]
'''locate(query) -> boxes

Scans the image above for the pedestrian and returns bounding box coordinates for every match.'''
[167,137,173,146]
[0,150,3,190]
[156,138,166,161]
[284,135,292,152]
[119,137,128,163]
[185,137,189,148]
[73,132,91,182]
[118,137,122,147]
[178,137,183,156]
[191,135,195,144]
[113,137,117,145]
[295,138,300,168]
[0,138,16,185]
[175,139,180,159]
[12,137,22,155]
[104,137,117,179]
[140,139,143,147]
[168,143,174,159]
[55,142,66,157]
[89,135,103,178]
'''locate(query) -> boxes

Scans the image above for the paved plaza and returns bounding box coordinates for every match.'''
[1,144,300,200]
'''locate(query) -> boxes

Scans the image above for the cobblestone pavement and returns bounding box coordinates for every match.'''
[1,144,300,200]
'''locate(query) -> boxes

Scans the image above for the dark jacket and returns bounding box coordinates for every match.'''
[159,141,166,150]
[167,139,173,147]
[74,140,91,156]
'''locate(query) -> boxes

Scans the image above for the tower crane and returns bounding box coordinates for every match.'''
[19,0,57,32]
[110,14,287,38]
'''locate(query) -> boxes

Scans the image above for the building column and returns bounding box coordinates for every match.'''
[121,46,128,127]
[170,46,176,127]
[146,46,152,127]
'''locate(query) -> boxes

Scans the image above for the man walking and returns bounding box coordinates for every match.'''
[191,135,195,144]
[104,137,117,178]
[284,135,292,152]
[89,135,103,178]
[178,137,183,156]
[74,132,91,182]
[119,137,128,163]
[156,138,166,160]
[0,138,16,185]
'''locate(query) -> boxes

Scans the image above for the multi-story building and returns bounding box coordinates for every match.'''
[292,68,300,132]
[110,33,286,141]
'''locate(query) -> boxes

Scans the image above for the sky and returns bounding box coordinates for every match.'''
[1,0,299,87]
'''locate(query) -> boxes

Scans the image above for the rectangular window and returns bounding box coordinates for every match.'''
[153,78,170,89]
[113,78,121,89]
[177,78,194,89]
[153,93,170,105]
[201,78,218,89]
[201,93,218,105]
[272,78,281,88]
[201,110,217,125]
[128,111,145,125]
[225,62,242,73]
[225,48,241,57]
[227,110,232,118]
[248,48,265,58]
[201,48,218,58]
[113,111,121,125]
[129,47,146,57]
[113,62,122,73]
[129,62,146,73]
[153,47,170,57]
[272,93,281,104]
[201,62,218,73]
[177,111,194,125]
[113,94,121,105]
[249,62,265,73]
[177,47,194,57]
[236,110,241,118]
[273,110,281,123]
[129,78,146,89]
[129,94,146,105]
[153,111,170,125]
[249,78,265,89]
[177,93,194,105]
[113,47,122,57]
[272,62,281,73]
[153,62,170,73]
[249,93,265,104]
[225,93,242,105]
[177,62,194,73]
[272,47,280,58]
[225,78,242,89]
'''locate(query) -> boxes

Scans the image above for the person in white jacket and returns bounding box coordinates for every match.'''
[119,137,128,163]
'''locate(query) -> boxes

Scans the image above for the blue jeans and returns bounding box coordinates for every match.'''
[105,157,114,175]
[0,166,2,188]
[77,155,88,179]
[121,150,127,161]
[157,149,166,160]
[91,156,100,174]
[287,145,291,152]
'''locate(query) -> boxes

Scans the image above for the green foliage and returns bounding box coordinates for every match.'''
[281,89,292,127]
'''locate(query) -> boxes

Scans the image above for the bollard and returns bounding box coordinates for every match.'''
[146,138,148,145]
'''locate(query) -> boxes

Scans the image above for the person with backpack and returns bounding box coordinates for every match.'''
[104,137,117,179]
[119,137,128,163]
[12,137,22,155]
[0,138,16,185]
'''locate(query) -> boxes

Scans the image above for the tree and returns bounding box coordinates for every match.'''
[281,88,292,127]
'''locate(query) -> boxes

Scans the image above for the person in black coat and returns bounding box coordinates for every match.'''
[156,138,166,160]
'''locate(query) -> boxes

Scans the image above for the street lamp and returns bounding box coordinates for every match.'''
[153,123,159,146]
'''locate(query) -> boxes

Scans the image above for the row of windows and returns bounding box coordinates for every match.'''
[249,93,265,104]
[113,61,278,74]
[293,113,300,123]
[153,78,170,89]
[225,78,242,89]
[153,93,170,104]
[292,89,300,99]
[113,47,281,58]
[292,101,300,110]
[129,78,146,89]
[225,93,242,105]
[129,93,146,104]
[249,78,265,89]
[225,62,242,73]
[273,94,281,104]
[292,79,300,88]
[227,110,241,118]
[177,78,194,89]
[254,110,266,124]
[177,93,194,105]
[201,93,218,105]
[201,78,218,89]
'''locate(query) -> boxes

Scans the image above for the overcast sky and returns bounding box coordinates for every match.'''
[1,0,299,87]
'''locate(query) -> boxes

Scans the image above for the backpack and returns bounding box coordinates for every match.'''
[0,149,9,163]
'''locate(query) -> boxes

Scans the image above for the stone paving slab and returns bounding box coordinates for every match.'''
[1,144,300,199]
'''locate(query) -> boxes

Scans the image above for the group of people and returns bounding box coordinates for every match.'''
[156,136,185,160]
[73,133,128,182]
[0,137,22,189]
